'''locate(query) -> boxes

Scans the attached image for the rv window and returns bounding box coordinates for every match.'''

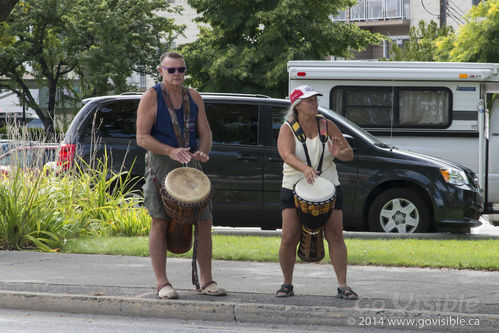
[399,89,450,126]
[331,86,451,129]
[332,87,393,127]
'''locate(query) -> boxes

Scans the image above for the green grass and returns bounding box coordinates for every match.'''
[61,235,499,271]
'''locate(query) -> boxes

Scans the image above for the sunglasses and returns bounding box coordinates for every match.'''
[160,65,186,74]
[303,96,318,103]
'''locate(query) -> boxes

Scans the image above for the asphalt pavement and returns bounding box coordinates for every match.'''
[0,228,498,332]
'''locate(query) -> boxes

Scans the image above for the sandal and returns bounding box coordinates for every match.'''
[197,281,227,296]
[157,282,178,299]
[336,286,358,300]
[276,284,294,297]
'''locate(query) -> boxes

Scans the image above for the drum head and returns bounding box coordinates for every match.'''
[294,177,335,202]
[164,167,211,204]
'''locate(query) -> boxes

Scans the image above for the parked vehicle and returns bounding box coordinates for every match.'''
[288,60,499,217]
[0,143,60,177]
[0,109,43,129]
[58,93,483,233]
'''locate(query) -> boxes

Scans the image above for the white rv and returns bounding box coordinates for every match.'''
[288,60,499,216]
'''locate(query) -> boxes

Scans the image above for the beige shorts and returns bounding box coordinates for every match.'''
[143,152,212,220]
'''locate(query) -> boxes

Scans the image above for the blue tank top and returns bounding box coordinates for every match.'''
[150,83,199,151]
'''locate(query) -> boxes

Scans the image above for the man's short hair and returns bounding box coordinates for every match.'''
[160,52,184,63]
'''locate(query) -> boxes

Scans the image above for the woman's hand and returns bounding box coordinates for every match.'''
[327,137,341,158]
[191,150,210,163]
[303,166,319,184]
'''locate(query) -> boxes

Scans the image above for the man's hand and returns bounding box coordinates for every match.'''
[170,147,192,164]
[192,151,210,163]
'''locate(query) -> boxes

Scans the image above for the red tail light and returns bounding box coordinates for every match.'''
[57,144,76,170]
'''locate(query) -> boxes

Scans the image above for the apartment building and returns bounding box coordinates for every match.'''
[332,0,478,59]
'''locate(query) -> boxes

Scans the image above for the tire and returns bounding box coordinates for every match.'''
[368,188,430,233]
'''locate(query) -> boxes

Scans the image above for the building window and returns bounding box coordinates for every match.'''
[350,1,366,21]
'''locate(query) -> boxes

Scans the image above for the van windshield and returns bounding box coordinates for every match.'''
[319,106,384,145]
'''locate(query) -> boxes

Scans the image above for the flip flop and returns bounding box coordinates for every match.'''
[336,286,358,300]
[276,284,294,297]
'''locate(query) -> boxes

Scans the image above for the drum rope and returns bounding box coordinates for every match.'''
[192,222,200,290]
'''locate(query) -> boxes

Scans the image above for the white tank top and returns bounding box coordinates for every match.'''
[282,122,340,190]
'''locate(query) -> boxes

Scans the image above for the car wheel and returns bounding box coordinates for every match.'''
[368,188,430,233]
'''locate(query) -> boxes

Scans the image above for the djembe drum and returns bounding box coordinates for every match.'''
[160,167,212,254]
[293,177,336,262]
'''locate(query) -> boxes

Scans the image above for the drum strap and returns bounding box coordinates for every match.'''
[287,116,328,174]
[160,83,191,148]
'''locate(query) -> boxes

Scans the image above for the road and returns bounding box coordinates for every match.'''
[0,309,439,333]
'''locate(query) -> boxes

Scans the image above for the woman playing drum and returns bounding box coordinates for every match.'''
[276,85,358,300]
[136,52,226,299]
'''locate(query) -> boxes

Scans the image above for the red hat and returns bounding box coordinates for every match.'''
[289,85,323,105]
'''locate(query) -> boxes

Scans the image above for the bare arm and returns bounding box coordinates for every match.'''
[190,89,212,162]
[136,88,191,164]
[277,123,318,184]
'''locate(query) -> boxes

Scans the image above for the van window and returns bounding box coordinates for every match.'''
[205,103,258,145]
[331,86,451,128]
[81,100,139,140]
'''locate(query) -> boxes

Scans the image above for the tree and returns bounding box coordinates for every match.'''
[0,0,183,133]
[177,0,383,97]
[0,0,19,21]
[390,20,454,61]
[435,0,498,63]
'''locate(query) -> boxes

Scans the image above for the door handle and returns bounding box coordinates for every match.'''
[267,156,283,162]
[237,155,259,161]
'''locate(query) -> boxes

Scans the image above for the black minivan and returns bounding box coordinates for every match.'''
[58,93,483,233]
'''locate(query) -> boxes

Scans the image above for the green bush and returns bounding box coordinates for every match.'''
[0,151,148,250]
[0,167,66,250]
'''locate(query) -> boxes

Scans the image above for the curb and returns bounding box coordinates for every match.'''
[213,229,499,240]
[1,290,498,332]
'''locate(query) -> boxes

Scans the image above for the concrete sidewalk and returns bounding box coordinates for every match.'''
[0,251,498,332]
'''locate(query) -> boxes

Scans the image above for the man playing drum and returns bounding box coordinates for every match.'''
[137,52,227,299]
[276,85,358,300]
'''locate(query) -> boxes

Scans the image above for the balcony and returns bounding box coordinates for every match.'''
[333,0,410,25]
